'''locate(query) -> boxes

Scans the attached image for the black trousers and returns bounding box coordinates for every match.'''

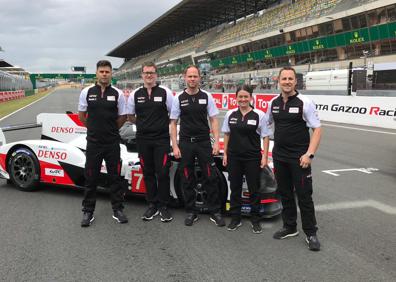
[82,142,124,213]
[179,139,220,213]
[273,159,318,236]
[137,137,170,207]
[228,157,261,222]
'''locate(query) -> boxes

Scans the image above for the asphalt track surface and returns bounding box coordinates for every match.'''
[0,88,395,282]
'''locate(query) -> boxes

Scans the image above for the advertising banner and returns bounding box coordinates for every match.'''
[311,95,396,129]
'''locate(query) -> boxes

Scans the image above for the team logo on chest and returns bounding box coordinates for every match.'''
[137,96,146,103]
[229,117,238,124]
[88,94,97,101]
[180,99,189,107]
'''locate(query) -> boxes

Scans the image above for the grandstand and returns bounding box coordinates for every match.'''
[108,0,396,92]
[0,60,32,92]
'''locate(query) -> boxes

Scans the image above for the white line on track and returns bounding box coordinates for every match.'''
[322,122,396,135]
[316,200,396,215]
[322,168,379,176]
[0,91,54,122]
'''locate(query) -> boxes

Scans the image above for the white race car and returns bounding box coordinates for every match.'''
[0,113,281,218]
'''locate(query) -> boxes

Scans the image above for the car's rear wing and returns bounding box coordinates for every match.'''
[0,123,42,146]
[0,113,87,148]
[36,113,87,146]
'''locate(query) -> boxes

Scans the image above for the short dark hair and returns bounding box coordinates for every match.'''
[96,60,112,69]
[184,65,201,76]
[236,84,253,96]
[141,62,157,73]
[278,66,297,78]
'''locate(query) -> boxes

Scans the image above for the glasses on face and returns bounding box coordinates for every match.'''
[142,72,156,76]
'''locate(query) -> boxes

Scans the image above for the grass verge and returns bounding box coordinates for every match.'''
[0,88,56,119]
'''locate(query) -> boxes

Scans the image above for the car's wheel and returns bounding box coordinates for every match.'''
[8,148,40,191]
[174,163,228,213]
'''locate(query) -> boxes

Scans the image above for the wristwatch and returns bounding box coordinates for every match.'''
[308,153,315,159]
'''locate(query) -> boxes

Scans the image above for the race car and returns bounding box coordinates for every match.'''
[0,113,281,218]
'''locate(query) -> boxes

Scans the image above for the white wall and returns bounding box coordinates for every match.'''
[308,95,396,129]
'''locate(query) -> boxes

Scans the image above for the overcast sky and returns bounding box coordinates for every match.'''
[0,0,182,73]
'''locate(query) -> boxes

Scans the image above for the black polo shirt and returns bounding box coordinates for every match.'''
[221,108,271,160]
[128,84,173,140]
[267,91,321,161]
[170,89,219,140]
[78,84,126,144]
[222,108,271,160]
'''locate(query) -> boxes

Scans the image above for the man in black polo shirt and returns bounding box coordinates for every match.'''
[267,67,322,251]
[127,62,174,222]
[78,60,128,227]
[170,65,225,227]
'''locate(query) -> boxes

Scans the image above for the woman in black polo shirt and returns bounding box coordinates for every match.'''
[221,84,271,233]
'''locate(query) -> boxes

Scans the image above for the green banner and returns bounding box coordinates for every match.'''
[29,73,114,89]
[30,73,96,80]
[160,21,396,72]
[207,21,396,68]
[263,49,273,59]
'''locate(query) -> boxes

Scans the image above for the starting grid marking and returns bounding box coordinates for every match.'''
[322,168,379,176]
[315,200,396,215]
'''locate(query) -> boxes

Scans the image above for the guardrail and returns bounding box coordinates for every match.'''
[0,90,25,103]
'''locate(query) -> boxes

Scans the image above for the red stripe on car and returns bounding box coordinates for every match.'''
[39,160,75,186]
[67,113,85,127]
[0,153,7,171]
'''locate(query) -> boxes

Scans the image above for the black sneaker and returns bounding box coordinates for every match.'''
[273,227,299,239]
[227,219,242,231]
[210,213,226,227]
[251,221,263,234]
[142,205,159,221]
[112,210,128,224]
[159,207,173,222]
[81,212,94,227]
[184,213,198,226]
[306,235,321,251]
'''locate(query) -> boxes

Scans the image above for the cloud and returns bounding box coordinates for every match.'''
[0,0,182,73]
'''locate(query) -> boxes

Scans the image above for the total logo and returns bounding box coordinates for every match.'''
[256,98,270,112]
[211,94,223,109]
[45,168,64,177]
[254,94,276,113]
[222,95,228,109]
[213,96,221,106]
[228,94,238,109]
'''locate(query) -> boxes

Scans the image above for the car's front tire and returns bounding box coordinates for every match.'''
[8,148,40,191]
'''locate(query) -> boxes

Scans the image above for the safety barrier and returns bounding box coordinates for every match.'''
[0,90,25,103]
[218,92,395,130]
[117,89,396,129]
[212,93,277,112]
